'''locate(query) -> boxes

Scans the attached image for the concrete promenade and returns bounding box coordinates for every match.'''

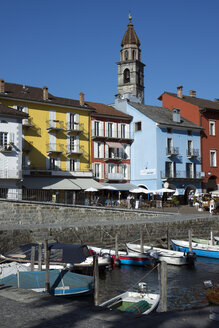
[0,286,218,328]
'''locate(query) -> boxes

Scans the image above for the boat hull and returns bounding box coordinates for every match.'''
[171,240,219,259]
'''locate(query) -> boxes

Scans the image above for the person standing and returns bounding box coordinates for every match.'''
[209,198,215,214]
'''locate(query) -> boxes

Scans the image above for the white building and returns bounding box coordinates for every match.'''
[0,104,28,200]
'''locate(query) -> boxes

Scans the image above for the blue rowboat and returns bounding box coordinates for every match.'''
[0,269,94,296]
[171,239,219,259]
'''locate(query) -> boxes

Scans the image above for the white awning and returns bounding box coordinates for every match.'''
[71,178,102,190]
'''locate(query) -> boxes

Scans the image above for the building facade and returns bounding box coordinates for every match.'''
[0,79,101,204]
[159,86,219,192]
[89,102,132,183]
[0,103,28,200]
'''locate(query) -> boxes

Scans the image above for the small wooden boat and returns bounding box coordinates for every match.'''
[171,239,219,259]
[192,237,219,246]
[126,243,193,266]
[204,280,219,305]
[0,269,94,296]
[100,283,160,315]
[88,246,151,266]
[0,242,110,273]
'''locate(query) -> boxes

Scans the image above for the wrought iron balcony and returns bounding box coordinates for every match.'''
[66,122,83,134]
[166,147,179,157]
[160,170,203,179]
[46,143,64,154]
[0,144,13,152]
[46,120,64,132]
[22,117,33,129]
[91,129,106,139]
[66,145,83,156]
[187,149,199,158]
[105,172,124,180]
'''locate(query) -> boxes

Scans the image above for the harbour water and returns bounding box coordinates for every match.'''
[98,257,219,311]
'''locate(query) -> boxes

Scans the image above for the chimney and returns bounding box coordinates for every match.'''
[172,108,181,123]
[43,86,48,100]
[190,90,196,97]
[214,98,219,102]
[0,79,5,93]
[177,85,183,98]
[80,92,85,106]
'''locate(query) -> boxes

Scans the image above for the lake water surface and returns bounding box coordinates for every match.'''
[98,257,219,311]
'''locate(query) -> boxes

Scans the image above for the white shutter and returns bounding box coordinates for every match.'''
[76,135,79,152]
[100,163,104,179]
[91,120,95,136]
[92,163,95,176]
[9,133,15,144]
[127,164,130,179]
[100,121,104,136]
[67,113,70,129]
[100,143,104,158]
[105,122,108,137]
[105,163,108,178]
[75,113,79,124]
[126,144,130,159]
[76,159,80,171]
[66,158,70,171]
[105,144,109,159]
[125,124,130,138]
[56,158,61,170]
[113,123,117,137]
[94,142,98,158]
[118,124,121,138]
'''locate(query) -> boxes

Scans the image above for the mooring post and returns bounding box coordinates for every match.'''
[44,240,50,294]
[115,233,118,259]
[140,229,144,253]
[38,243,42,271]
[188,230,192,252]
[159,261,167,312]
[167,228,170,250]
[210,230,214,246]
[30,246,35,272]
[93,254,99,306]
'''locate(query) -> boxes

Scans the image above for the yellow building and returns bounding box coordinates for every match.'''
[0,79,101,204]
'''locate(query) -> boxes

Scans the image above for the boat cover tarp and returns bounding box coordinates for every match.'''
[125,300,150,313]
[0,269,94,295]
[4,243,91,265]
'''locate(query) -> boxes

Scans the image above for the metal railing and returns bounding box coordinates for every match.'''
[46,120,64,131]
[166,147,179,156]
[46,143,64,153]
[187,149,199,157]
[66,122,84,133]
[105,172,124,180]
[0,144,13,152]
[160,170,202,179]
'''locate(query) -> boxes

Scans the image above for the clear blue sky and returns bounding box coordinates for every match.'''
[1,0,219,106]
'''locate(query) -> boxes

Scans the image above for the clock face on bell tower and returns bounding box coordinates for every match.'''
[117,15,145,104]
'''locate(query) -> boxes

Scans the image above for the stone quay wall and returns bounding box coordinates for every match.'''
[0,200,218,253]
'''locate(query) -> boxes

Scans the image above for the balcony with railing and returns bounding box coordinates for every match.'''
[187,148,199,158]
[118,132,134,142]
[91,129,106,139]
[105,172,124,180]
[22,117,33,129]
[66,144,83,156]
[0,170,22,179]
[0,143,14,153]
[46,143,64,155]
[166,147,179,157]
[46,120,64,132]
[160,170,203,180]
[66,122,84,134]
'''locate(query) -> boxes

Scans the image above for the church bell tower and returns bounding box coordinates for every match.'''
[117,15,145,104]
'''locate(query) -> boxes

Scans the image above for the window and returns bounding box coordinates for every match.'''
[125,50,128,61]
[209,121,216,136]
[49,158,60,171]
[70,159,76,171]
[132,50,135,60]
[167,138,173,155]
[186,163,195,178]
[167,128,172,134]
[187,140,193,156]
[108,164,116,174]
[121,124,126,138]
[69,136,76,151]
[135,121,142,132]
[94,142,103,158]
[69,113,76,130]
[120,164,128,179]
[187,130,192,136]
[165,161,175,178]
[0,132,8,147]
[210,150,217,167]
[108,123,113,137]
[124,69,130,83]
[94,121,100,136]
[94,163,100,178]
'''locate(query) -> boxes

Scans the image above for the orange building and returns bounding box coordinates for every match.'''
[159,86,219,192]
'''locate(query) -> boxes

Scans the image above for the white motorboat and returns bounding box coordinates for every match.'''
[100,283,160,315]
[126,242,194,266]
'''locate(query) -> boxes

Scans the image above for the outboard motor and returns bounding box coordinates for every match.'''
[186,251,197,266]
[64,263,74,271]
[149,251,160,266]
[138,282,147,294]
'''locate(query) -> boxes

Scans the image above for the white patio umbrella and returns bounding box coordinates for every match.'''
[155,188,176,193]
[129,187,152,194]
[84,187,98,192]
[101,185,118,190]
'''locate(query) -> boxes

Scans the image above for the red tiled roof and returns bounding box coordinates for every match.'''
[87,101,132,119]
